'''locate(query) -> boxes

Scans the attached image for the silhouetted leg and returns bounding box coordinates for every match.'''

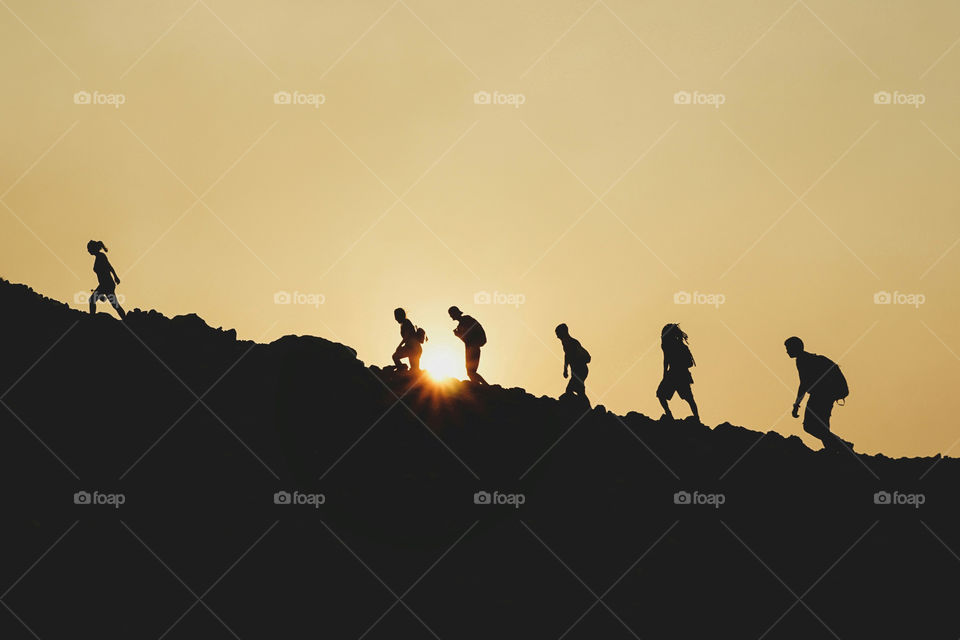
[803,396,835,450]
[409,345,421,372]
[568,364,587,397]
[656,378,674,419]
[465,346,487,385]
[106,293,126,320]
[658,397,673,419]
[89,290,99,314]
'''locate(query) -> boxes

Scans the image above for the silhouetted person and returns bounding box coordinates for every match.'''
[87,240,125,320]
[657,324,699,421]
[391,307,425,372]
[785,336,853,453]
[555,323,590,404]
[449,306,487,385]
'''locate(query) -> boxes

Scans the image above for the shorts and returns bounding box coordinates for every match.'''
[657,371,693,402]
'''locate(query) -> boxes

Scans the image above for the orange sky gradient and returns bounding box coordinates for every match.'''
[2,0,959,457]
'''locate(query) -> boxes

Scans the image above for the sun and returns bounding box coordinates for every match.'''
[420,344,464,381]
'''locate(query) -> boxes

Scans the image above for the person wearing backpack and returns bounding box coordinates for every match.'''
[785,336,854,453]
[656,324,699,422]
[449,306,488,385]
[392,308,426,372]
[555,323,590,403]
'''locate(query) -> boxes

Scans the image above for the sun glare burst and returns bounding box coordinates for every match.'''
[420,344,464,381]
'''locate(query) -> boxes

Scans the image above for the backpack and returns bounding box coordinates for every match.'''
[581,346,591,364]
[415,327,427,344]
[823,363,849,403]
[463,317,487,347]
[810,354,849,403]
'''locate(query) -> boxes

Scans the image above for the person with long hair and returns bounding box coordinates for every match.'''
[656,323,698,421]
[86,240,126,320]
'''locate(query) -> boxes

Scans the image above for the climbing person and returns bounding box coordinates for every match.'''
[449,306,488,385]
[785,336,853,453]
[555,323,590,404]
[391,307,426,372]
[86,240,125,320]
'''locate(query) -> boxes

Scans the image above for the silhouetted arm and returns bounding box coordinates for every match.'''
[792,383,805,418]
[563,350,569,377]
[109,260,120,284]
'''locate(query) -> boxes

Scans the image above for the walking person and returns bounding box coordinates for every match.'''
[656,324,699,421]
[449,306,488,385]
[86,240,126,320]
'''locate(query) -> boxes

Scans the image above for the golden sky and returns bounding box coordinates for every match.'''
[2,0,959,457]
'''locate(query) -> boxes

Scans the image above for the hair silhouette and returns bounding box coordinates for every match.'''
[786,336,854,454]
[450,306,487,385]
[87,240,125,320]
[656,323,698,422]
